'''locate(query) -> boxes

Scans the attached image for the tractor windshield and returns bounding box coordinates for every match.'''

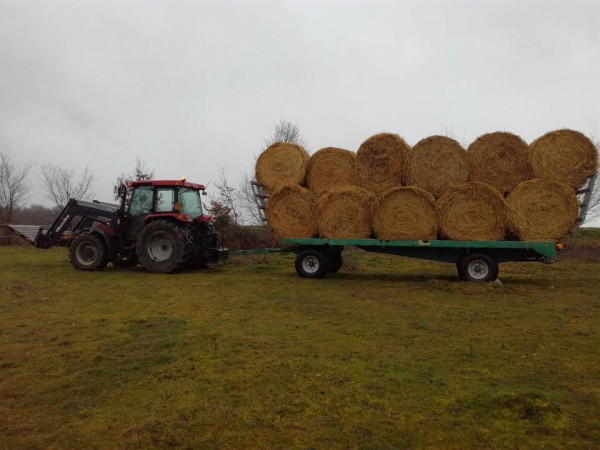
[178,188,203,218]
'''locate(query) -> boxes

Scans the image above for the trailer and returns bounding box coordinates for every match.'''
[280,238,558,282]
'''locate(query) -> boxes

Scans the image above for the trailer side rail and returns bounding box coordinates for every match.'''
[280,238,557,262]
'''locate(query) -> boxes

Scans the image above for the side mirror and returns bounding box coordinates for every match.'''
[202,191,208,196]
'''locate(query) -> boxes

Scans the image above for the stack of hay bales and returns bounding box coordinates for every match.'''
[256,129,597,242]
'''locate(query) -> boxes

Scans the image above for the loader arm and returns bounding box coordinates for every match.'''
[34,199,119,249]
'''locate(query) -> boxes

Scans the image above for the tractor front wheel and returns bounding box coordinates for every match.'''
[69,233,109,271]
[136,221,191,273]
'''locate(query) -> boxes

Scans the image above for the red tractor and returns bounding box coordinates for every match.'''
[32,179,227,273]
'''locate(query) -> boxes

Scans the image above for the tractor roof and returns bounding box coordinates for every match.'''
[128,179,206,190]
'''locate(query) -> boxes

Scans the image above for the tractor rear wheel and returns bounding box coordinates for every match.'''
[136,220,191,273]
[69,233,109,271]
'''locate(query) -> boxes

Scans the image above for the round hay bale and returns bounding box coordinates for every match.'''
[529,129,598,188]
[317,186,375,239]
[506,179,579,241]
[306,147,356,193]
[265,186,317,238]
[355,133,410,193]
[466,131,532,194]
[255,142,310,193]
[372,186,438,240]
[438,182,507,241]
[405,136,469,198]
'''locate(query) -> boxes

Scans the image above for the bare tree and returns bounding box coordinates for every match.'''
[41,164,95,209]
[263,120,308,149]
[113,157,155,200]
[212,167,240,225]
[0,153,34,223]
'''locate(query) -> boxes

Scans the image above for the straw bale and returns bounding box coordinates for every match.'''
[438,182,507,241]
[507,179,579,241]
[306,147,356,193]
[372,186,438,240]
[405,136,469,198]
[265,186,317,238]
[529,129,598,188]
[317,186,375,239]
[255,142,310,193]
[355,133,410,193]
[466,131,531,194]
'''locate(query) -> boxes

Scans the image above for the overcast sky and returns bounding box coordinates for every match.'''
[1,0,599,220]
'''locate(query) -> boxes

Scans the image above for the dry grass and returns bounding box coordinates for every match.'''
[1,234,600,448]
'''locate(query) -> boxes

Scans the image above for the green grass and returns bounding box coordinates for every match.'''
[1,241,599,449]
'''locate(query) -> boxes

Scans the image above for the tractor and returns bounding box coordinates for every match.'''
[32,178,227,273]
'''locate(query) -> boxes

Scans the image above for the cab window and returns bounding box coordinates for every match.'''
[155,188,175,212]
[179,188,203,218]
[129,185,154,216]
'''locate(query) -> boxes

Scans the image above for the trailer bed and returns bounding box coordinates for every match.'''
[280,238,558,281]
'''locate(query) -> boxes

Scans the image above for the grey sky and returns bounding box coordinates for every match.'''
[1,0,599,220]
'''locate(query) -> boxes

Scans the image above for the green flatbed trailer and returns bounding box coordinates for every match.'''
[279,238,558,282]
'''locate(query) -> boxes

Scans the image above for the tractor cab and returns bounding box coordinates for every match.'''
[120,179,211,239]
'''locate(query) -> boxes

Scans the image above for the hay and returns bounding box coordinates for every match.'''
[355,133,410,193]
[506,179,579,241]
[404,135,469,198]
[305,147,356,193]
[317,186,375,239]
[466,131,531,194]
[529,129,598,188]
[372,186,438,240]
[438,182,507,241]
[255,142,310,193]
[265,186,317,238]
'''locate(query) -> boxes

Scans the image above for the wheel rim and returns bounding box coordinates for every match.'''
[302,255,320,274]
[467,259,489,280]
[147,232,175,262]
[76,242,97,266]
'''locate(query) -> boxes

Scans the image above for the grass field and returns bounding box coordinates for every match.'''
[1,234,599,449]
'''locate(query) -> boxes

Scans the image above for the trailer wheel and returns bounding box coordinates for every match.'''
[136,220,191,273]
[69,233,109,271]
[457,253,498,282]
[295,250,329,278]
[328,254,343,273]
